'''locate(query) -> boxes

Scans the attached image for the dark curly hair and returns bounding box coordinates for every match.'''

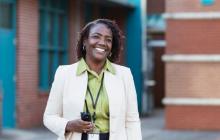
[76,19,124,63]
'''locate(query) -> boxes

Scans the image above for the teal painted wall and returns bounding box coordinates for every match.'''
[0,0,16,128]
[125,0,143,112]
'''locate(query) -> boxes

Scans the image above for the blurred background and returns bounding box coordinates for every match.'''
[1,0,220,140]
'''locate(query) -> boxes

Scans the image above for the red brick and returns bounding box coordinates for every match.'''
[166,62,220,98]
[166,20,220,54]
[165,105,220,130]
[148,0,165,14]
[17,0,48,128]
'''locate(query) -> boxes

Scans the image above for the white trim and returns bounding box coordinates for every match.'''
[163,12,220,20]
[148,40,166,47]
[144,80,156,87]
[162,54,220,62]
[163,98,220,106]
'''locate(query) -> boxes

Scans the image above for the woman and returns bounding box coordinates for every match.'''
[43,19,142,140]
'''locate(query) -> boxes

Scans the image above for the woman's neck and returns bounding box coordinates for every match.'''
[85,57,106,75]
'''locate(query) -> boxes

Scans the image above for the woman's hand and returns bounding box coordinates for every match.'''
[65,119,94,133]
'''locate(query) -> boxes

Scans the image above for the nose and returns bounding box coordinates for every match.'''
[98,37,106,46]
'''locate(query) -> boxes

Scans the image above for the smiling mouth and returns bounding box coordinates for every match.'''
[95,47,105,52]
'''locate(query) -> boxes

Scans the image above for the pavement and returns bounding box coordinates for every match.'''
[1,109,220,140]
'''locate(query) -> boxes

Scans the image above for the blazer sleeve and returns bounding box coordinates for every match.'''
[125,69,142,140]
[43,66,69,139]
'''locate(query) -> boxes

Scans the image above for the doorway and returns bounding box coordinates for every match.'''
[0,0,16,128]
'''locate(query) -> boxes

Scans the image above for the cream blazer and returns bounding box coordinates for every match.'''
[43,61,142,140]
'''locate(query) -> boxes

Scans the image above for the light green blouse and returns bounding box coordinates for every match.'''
[76,58,115,133]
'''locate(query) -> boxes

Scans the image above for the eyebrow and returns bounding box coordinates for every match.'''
[91,32,112,38]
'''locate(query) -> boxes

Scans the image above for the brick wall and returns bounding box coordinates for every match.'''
[17,0,48,128]
[166,62,220,98]
[166,0,220,12]
[165,61,220,130]
[164,0,220,130]
[166,106,220,130]
[148,0,165,14]
[166,20,220,54]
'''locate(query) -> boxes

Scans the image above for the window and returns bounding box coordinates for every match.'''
[39,0,68,91]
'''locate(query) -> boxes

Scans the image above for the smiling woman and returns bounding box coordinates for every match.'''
[84,23,113,74]
[43,19,142,140]
[77,19,123,64]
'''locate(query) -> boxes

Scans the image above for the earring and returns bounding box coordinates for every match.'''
[109,52,112,57]
[83,45,85,51]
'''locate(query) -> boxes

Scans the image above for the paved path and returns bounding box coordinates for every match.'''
[0,128,55,140]
[1,109,220,140]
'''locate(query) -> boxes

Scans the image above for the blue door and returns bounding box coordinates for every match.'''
[0,0,16,128]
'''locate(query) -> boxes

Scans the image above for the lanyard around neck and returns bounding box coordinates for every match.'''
[85,73,104,122]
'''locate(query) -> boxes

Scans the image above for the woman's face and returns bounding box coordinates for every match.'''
[84,23,113,63]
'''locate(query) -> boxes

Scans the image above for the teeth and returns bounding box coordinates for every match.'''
[95,48,105,52]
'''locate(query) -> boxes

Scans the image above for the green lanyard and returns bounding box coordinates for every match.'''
[85,74,104,123]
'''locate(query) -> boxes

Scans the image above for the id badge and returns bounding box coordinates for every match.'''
[88,133,99,140]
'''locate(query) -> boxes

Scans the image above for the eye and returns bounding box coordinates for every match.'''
[106,38,112,43]
[90,35,100,39]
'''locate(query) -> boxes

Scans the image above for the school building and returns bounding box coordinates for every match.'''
[2,0,220,131]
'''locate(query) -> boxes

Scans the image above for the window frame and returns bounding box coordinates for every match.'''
[38,0,68,91]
